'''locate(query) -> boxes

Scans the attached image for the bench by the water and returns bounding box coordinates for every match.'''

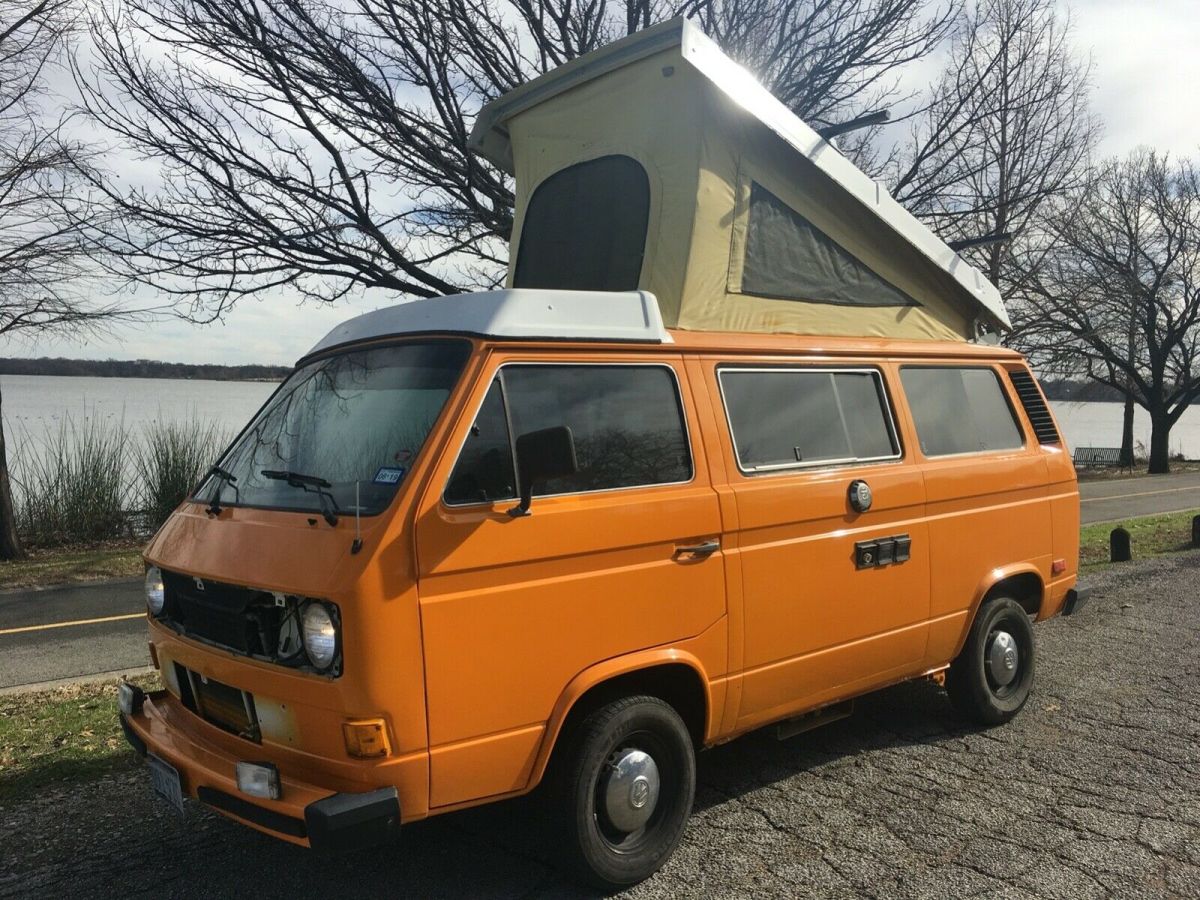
[1073,446,1132,470]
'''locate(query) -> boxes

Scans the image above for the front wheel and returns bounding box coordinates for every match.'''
[946,596,1036,726]
[559,695,696,889]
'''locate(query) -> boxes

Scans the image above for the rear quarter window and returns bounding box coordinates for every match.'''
[900,366,1024,456]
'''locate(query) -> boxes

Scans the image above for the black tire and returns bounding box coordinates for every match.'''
[946,596,1035,726]
[558,695,696,890]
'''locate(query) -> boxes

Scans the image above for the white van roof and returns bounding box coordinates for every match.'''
[305,289,671,358]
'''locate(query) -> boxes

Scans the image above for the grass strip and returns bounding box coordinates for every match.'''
[0,673,160,806]
[0,544,143,591]
[1080,509,1200,570]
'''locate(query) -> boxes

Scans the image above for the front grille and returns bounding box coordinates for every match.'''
[156,570,340,676]
[160,571,272,654]
[1008,369,1062,445]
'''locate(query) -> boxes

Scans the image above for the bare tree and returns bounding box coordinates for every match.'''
[889,0,1097,295]
[1,0,129,559]
[76,0,957,321]
[1017,152,1200,474]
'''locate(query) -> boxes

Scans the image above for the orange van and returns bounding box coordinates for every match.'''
[120,288,1085,887]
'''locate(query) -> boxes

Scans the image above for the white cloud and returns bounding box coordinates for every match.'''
[1073,0,1200,158]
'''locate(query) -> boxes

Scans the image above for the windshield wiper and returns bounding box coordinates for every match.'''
[205,465,239,516]
[260,470,340,526]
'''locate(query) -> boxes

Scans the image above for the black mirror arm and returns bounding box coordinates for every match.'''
[507,476,533,518]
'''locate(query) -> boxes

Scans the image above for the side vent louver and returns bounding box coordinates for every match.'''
[1008,369,1061,445]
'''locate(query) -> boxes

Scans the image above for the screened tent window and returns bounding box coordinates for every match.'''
[900,367,1024,456]
[513,155,650,292]
[445,379,516,504]
[445,365,691,503]
[720,369,898,471]
[741,182,918,308]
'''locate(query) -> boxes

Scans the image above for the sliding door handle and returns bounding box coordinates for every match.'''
[674,540,720,558]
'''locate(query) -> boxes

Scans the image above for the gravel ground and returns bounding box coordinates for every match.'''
[3,554,1199,899]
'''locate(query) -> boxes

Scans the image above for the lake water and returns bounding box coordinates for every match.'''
[3,375,1200,463]
[0,375,276,466]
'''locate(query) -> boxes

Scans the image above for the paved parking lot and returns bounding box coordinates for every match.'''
[3,554,1199,898]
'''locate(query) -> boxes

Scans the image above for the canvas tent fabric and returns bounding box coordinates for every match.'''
[469,18,1010,342]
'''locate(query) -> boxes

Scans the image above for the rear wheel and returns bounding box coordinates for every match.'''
[559,695,695,889]
[946,596,1035,725]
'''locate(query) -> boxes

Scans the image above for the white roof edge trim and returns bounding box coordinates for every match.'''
[304,289,672,359]
[468,18,1010,332]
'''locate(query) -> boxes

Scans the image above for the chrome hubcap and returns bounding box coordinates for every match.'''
[986,630,1020,687]
[602,748,661,833]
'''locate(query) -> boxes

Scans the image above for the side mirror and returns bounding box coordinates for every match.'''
[508,425,579,517]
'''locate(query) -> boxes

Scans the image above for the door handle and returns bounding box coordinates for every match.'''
[674,540,720,558]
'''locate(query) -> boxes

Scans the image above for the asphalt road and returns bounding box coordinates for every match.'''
[2,553,1199,898]
[0,579,146,690]
[1079,470,1200,524]
[3,471,1200,689]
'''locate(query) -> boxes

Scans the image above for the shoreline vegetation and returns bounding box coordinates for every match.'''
[10,417,229,550]
[0,357,289,382]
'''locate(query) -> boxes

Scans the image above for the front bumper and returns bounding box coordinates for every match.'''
[120,690,400,851]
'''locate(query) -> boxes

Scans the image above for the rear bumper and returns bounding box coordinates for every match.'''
[1061,586,1091,617]
[119,691,400,851]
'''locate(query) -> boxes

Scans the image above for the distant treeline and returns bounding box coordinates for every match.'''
[1039,379,1125,402]
[0,357,289,382]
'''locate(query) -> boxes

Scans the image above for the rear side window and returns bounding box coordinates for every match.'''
[513,155,650,292]
[444,365,691,504]
[719,368,899,471]
[900,367,1024,456]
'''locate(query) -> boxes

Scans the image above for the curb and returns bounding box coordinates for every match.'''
[0,576,142,598]
[0,665,155,696]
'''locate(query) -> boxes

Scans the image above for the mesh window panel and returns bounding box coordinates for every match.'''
[742,182,918,308]
[1008,369,1061,444]
[513,155,650,292]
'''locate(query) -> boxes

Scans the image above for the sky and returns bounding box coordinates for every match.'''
[6,0,1200,368]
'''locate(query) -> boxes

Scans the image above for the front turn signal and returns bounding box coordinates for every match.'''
[343,719,392,759]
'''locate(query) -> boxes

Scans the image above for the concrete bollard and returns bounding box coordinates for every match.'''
[1193,515,1200,548]
[1110,527,1131,563]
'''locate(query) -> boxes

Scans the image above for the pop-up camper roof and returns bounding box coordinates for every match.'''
[469,18,1010,342]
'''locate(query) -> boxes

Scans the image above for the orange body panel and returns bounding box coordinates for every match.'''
[131,330,1079,844]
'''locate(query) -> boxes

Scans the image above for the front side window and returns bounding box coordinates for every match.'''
[513,155,650,292]
[900,366,1024,456]
[444,364,691,504]
[197,341,470,515]
[719,368,899,471]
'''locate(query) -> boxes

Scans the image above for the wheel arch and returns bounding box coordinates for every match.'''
[953,565,1044,657]
[527,651,712,790]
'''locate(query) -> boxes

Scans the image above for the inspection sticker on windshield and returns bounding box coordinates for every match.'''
[373,467,406,485]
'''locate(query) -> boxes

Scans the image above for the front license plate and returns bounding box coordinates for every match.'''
[147,754,185,815]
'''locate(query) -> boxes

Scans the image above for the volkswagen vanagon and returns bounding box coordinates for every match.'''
[120,288,1084,887]
[118,18,1085,890]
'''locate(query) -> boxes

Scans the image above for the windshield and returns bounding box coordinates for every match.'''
[196,340,470,516]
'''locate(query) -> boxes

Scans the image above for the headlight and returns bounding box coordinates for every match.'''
[145,566,165,615]
[302,602,339,670]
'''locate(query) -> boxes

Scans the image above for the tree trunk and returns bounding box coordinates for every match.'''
[0,387,26,560]
[1148,408,1172,474]
[1119,394,1136,467]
